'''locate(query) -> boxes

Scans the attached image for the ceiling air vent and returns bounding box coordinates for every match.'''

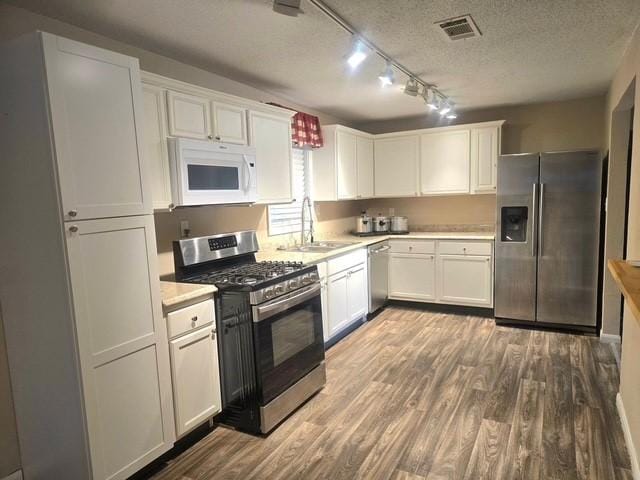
[435,14,482,41]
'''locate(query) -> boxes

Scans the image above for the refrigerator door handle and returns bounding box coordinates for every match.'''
[538,183,545,256]
[531,183,538,256]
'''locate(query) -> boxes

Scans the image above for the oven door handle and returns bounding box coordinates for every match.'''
[254,283,321,322]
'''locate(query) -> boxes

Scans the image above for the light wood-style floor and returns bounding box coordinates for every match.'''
[149,307,631,480]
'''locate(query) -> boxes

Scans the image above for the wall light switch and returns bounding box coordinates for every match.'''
[180,220,190,238]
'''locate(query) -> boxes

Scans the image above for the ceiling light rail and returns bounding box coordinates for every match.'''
[306,0,449,104]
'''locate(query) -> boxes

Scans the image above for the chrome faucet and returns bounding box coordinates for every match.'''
[300,196,314,246]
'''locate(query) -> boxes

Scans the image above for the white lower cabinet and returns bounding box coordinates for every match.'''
[324,249,368,340]
[389,253,436,301]
[387,239,494,308]
[438,255,493,306]
[165,298,221,438]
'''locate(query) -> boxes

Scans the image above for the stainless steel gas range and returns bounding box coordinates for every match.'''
[173,230,325,434]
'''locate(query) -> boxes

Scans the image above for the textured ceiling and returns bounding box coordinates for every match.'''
[8,0,640,122]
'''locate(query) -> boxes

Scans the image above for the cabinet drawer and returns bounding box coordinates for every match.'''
[438,241,492,256]
[328,248,367,276]
[167,299,215,339]
[389,240,435,254]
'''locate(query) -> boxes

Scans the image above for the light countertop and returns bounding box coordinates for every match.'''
[160,280,217,309]
[256,232,495,265]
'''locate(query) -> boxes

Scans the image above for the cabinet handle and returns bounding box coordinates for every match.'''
[69,225,78,233]
[207,135,213,140]
[68,209,78,217]
[215,136,221,140]
[191,316,198,322]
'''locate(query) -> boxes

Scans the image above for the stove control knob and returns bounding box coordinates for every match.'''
[309,271,319,282]
[274,283,285,295]
[263,286,275,299]
[301,274,311,285]
[289,278,300,289]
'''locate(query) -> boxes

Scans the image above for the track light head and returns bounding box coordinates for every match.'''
[439,102,452,115]
[378,62,395,87]
[404,78,419,96]
[424,89,440,111]
[446,112,458,119]
[346,37,368,69]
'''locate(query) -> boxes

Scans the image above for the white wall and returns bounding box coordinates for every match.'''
[605,19,640,475]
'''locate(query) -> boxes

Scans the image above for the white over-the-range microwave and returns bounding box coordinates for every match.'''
[169,138,258,206]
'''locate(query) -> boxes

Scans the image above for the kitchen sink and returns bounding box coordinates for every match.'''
[279,241,359,253]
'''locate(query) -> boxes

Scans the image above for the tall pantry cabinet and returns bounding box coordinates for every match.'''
[0,32,175,480]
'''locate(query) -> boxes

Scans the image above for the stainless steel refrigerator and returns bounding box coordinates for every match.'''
[495,151,603,328]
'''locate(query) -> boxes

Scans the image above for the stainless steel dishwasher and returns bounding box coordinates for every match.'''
[368,241,389,315]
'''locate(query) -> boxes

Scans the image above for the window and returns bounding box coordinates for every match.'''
[268,148,311,236]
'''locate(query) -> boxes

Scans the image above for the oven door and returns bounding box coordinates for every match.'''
[252,283,324,404]
[170,138,257,206]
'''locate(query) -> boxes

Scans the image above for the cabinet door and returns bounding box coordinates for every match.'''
[166,90,211,139]
[347,264,368,321]
[471,126,499,193]
[438,255,492,306]
[43,35,152,221]
[420,130,470,195]
[142,85,173,210]
[212,102,248,144]
[249,111,293,203]
[170,326,221,438]
[327,271,349,337]
[356,136,374,198]
[65,215,175,480]
[336,131,357,199]
[389,253,436,301]
[374,136,420,197]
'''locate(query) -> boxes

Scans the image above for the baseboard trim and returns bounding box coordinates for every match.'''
[1,470,23,480]
[617,393,640,479]
[600,332,622,343]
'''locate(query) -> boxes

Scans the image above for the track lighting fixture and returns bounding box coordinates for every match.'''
[378,62,395,86]
[446,113,458,119]
[307,0,457,115]
[346,37,368,69]
[404,78,419,96]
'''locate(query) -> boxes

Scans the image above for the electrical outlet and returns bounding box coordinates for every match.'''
[180,220,190,238]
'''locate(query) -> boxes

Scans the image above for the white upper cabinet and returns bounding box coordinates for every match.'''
[44,35,152,221]
[142,85,172,210]
[471,126,500,193]
[374,135,420,197]
[356,136,374,198]
[311,125,373,201]
[249,111,294,203]
[336,130,357,199]
[420,129,470,195]
[166,90,211,140]
[211,101,248,144]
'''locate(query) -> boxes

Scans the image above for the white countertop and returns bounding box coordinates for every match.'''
[256,232,495,265]
[160,281,217,309]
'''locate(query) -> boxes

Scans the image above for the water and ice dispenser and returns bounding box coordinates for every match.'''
[500,207,528,242]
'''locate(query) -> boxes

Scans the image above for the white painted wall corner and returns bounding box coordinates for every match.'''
[1,470,23,480]
[617,393,640,480]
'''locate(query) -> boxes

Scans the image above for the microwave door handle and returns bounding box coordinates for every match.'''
[242,155,251,192]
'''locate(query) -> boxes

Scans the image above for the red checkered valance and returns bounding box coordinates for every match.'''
[267,103,324,149]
